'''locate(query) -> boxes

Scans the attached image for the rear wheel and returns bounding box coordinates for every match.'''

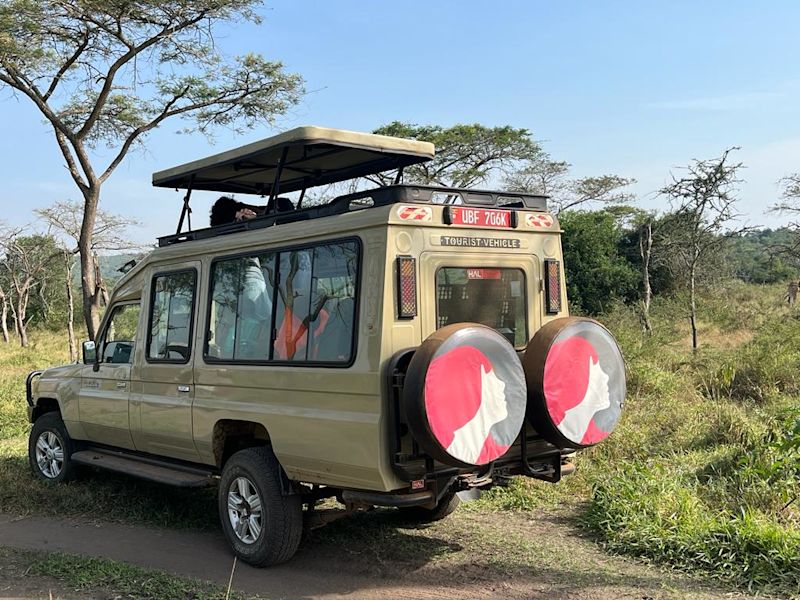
[218,447,302,566]
[400,489,461,523]
[28,412,77,483]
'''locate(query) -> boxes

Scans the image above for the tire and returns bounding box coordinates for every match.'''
[400,490,461,523]
[28,412,77,483]
[218,447,302,567]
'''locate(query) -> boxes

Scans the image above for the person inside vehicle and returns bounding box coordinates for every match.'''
[209,195,291,358]
[210,195,294,226]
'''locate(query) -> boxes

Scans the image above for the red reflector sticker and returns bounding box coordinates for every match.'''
[397,205,432,222]
[411,479,425,490]
[466,268,502,280]
[526,213,554,228]
[446,207,514,228]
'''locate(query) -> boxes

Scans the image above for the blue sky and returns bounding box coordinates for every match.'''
[2,0,799,244]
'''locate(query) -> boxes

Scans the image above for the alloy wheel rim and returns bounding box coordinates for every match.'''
[227,476,263,544]
[35,431,64,479]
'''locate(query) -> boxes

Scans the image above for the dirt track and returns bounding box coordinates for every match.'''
[0,511,761,600]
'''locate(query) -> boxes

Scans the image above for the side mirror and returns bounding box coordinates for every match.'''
[82,341,96,365]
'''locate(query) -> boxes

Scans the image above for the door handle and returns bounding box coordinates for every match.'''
[116,382,127,389]
[177,385,191,393]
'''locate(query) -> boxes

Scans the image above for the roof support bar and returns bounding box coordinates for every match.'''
[267,146,289,213]
[175,175,195,234]
[394,167,405,185]
[296,185,307,210]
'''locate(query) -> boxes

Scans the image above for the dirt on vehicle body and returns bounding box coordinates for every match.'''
[25,126,626,566]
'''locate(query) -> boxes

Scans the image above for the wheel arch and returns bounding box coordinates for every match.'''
[212,419,272,468]
[31,397,61,423]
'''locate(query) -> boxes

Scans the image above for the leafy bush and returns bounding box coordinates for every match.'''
[560,210,639,315]
[575,291,800,596]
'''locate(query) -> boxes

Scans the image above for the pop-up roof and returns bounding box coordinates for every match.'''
[152,126,435,195]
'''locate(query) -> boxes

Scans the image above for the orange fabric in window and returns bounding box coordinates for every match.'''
[274,307,329,360]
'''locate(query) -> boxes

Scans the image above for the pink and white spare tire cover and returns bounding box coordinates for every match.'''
[522,317,626,448]
[402,323,528,468]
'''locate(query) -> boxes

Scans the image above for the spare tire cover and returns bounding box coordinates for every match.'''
[522,317,625,449]
[403,323,527,468]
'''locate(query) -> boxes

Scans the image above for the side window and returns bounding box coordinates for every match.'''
[206,240,359,364]
[306,242,358,362]
[147,270,196,362]
[99,303,141,364]
[208,253,276,360]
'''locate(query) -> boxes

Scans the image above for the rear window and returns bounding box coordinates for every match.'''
[436,267,527,347]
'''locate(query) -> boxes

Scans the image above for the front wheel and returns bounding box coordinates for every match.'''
[28,412,77,483]
[218,447,302,566]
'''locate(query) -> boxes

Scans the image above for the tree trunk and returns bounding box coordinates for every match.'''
[689,264,698,350]
[79,187,102,340]
[0,289,8,343]
[639,221,653,333]
[15,291,28,347]
[65,252,77,362]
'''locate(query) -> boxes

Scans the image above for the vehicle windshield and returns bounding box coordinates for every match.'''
[436,267,527,347]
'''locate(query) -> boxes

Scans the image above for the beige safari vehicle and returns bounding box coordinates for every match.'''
[25,126,626,566]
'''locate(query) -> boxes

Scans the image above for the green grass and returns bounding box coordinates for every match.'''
[0,546,249,600]
[491,280,800,598]
[469,281,800,597]
[0,331,218,529]
[1,282,799,597]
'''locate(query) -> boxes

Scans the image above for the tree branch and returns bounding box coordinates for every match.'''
[76,12,209,140]
[43,28,91,101]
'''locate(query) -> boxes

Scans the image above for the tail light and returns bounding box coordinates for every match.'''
[397,256,417,319]
[544,259,561,314]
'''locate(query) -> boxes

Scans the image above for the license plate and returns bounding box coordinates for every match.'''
[445,206,515,229]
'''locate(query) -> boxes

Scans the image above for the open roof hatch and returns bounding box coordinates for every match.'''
[153,126,435,194]
[153,126,435,233]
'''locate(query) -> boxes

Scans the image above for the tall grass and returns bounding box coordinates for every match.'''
[0,333,69,440]
[0,331,217,529]
[1,283,799,596]
[477,281,800,596]
[586,282,799,596]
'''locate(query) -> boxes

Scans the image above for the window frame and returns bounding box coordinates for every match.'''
[434,265,529,349]
[203,236,362,368]
[145,267,198,365]
[96,300,142,366]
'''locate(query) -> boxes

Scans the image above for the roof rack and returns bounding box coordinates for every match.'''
[157,185,548,247]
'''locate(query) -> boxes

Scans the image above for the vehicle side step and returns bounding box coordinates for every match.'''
[71,449,216,488]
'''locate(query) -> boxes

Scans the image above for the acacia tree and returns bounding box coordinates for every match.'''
[0,230,63,347]
[37,200,142,359]
[370,122,542,187]
[771,173,800,259]
[504,154,635,213]
[658,148,746,350]
[0,1,303,339]
[779,173,800,203]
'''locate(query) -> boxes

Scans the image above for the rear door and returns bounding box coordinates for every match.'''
[420,251,538,350]
[131,264,201,462]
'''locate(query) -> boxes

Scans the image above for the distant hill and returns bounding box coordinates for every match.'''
[70,252,152,289]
